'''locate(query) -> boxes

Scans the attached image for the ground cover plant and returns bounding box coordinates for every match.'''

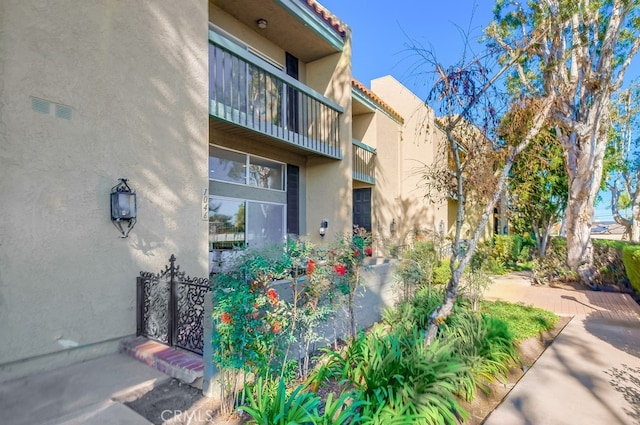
[210,234,561,424]
[233,284,557,424]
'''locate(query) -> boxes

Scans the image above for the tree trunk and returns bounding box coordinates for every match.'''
[564,153,603,285]
[632,200,640,242]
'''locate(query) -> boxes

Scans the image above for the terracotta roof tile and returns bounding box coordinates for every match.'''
[303,0,347,37]
[352,79,404,123]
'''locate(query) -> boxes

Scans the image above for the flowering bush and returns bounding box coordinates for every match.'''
[211,246,293,413]
[212,241,342,410]
[324,226,372,337]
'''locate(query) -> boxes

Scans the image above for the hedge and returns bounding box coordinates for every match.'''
[622,245,640,294]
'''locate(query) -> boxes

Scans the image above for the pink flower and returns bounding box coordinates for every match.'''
[333,264,347,276]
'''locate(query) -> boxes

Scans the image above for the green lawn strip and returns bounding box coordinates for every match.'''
[480,300,558,342]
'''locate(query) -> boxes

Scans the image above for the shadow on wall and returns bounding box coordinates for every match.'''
[121,1,209,272]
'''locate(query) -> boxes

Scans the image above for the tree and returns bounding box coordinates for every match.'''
[411,42,555,342]
[504,110,568,256]
[487,0,640,283]
[606,81,640,240]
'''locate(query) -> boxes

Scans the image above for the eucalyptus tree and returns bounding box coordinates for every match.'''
[487,0,640,282]
[606,81,640,240]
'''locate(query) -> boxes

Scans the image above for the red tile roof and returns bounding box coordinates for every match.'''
[303,0,347,37]
[352,79,404,123]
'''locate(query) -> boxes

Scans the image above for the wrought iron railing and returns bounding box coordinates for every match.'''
[352,139,376,184]
[209,31,343,159]
[136,255,210,355]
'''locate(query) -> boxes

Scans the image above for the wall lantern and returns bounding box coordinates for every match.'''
[256,18,268,29]
[110,178,137,238]
[319,219,328,237]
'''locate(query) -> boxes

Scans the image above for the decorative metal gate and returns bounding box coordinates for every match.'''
[136,255,210,355]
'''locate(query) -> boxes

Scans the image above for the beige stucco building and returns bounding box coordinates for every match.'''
[0,0,460,388]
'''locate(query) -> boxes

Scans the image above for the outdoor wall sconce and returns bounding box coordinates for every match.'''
[110,178,137,238]
[256,18,268,29]
[319,219,328,237]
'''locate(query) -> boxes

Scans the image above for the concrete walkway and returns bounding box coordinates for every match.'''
[484,273,640,425]
[0,353,167,425]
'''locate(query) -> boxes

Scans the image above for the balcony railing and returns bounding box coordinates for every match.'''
[352,139,376,184]
[209,31,343,159]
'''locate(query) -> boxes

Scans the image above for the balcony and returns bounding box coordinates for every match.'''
[352,139,376,184]
[209,31,343,159]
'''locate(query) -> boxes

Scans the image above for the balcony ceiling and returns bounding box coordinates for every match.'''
[212,0,341,63]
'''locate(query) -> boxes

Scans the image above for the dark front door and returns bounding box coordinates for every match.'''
[353,188,372,232]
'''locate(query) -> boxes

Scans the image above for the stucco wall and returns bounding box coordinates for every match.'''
[0,1,209,381]
[305,34,353,245]
[371,76,449,243]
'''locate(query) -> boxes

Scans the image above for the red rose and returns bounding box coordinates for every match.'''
[307,259,315,274]
[365,247,372,256]
[221,312,232,324]
[266,288,279,305]
[272,321,282,334]
[333,264,346,276]
[354,249,360,258]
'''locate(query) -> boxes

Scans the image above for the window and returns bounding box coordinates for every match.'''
[209,146,246,184]
[209,145,285,191]
[246,201,285,248]
[209,146,288,253]
[209,197,285,250]
[209,198,245,249]
[249,157,284,190]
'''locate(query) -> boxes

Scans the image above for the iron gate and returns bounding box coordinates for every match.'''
[136,255,210,355]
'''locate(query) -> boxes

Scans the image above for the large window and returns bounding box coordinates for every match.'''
[209,198,245,249]
[209,197,285,250]
[209,146,287,253]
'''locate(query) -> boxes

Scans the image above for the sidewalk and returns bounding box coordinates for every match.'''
[0,353,167,425]
[484,272,640,425]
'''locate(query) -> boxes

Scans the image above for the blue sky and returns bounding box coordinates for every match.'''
[320,0,640,223]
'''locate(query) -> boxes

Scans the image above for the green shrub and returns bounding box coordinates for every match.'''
[531,237,574,285]
[491,235,514,265]
[622,245,640,294]
[440,311,518,400]
[310,327,470,425]
[239,377,363,425]
[592,239,630,289]
[433,262,452,285]
[382,286,445,331]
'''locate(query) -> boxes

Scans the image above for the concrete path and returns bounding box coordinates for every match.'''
[0,353,168,425]
[484,273,640,425]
